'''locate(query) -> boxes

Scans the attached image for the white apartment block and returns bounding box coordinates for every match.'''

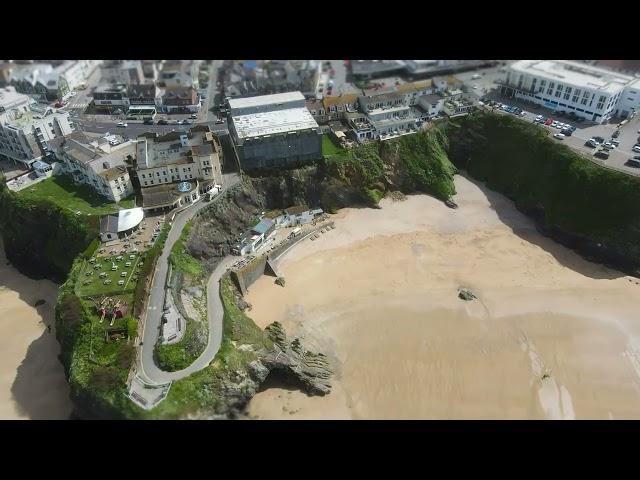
[502,60,640,123]
[0,98,74,167]
[52,132,135,202]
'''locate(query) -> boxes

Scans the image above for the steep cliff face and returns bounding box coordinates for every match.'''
[445,112,640,274]
[0,180,96,282]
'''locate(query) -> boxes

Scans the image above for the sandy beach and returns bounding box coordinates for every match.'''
[0,239,72,420]
[247,175,640,420]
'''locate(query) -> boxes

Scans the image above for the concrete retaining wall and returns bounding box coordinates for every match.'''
[230,255,268,296]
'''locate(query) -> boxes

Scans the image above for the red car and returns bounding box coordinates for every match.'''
[544,118,553,126]
[54,101,66,108]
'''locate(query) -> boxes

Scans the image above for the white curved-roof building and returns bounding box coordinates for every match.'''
[99,207,144,242]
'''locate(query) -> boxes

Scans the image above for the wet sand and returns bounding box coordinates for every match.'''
[246,175,640,419]
[0,240,72,420]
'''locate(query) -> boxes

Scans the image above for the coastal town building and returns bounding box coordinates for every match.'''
[501,60,640,122]
[158,60,202,89]
[99,207,145,242]
[160,86,200,113]
[93,84,129,111]
[228,91,322,170]
[233,217,277,256]
[136,126,223,211]
[0,61,101,100]
[51,131,135,202]
[101,60,145,85]
[0,105,74,167]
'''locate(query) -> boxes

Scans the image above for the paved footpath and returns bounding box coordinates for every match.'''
[137,173,239,384]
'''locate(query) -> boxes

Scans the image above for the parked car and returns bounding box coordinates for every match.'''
[611,139,620,147]
[603,142,614,150]
[157,119,168,125]
[190,113,198,119]
[612,130,620,138]
[117,121,127,127]
[544,118,553,126]
[593,136,605,144]
[215,118,225,124]
[553,133,566,140]
[594,150,609,159]
[561,128,572,136]
[551,121,559,128]
[633,145,640,153]
[585,139,598,148]
[625,159,640,168]
[183,119,192,125]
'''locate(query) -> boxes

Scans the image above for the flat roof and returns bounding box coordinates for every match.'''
[232,107,319,139]
[510,60,636,95]
[228,91,305,110]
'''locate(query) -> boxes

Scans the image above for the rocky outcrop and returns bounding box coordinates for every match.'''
[259,322,332,395]
[208,322,333,419]
[458,288,477,301]
[275,276,286,287]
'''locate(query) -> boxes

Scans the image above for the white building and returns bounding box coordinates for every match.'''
[502,60,640,123]
[4,60,101,100]
[52,131,135,202]
[136,126,224,211]
[99,207,144,242]
[101,60,145,85]
[0,106,74,167]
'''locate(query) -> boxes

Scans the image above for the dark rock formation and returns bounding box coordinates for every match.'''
[275,276,286,287]
[458,288,477,301]
[260,322,332,395]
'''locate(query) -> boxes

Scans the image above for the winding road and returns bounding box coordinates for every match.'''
[137,173,239,384]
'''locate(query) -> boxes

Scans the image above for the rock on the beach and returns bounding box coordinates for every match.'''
[275,276,286,287]
[458,288,477,301]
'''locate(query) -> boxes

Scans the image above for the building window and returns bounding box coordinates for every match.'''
[564,86,572,100]
[547,82,554,95]
[581,91,589,105]
[573,88,581,103]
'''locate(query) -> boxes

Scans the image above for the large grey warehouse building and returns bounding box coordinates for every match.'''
[228,92,322,170]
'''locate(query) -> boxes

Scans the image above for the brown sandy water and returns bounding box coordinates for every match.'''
[246,176,640,420]
[0,240,72,419]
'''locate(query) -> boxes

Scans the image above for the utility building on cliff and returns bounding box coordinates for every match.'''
[228,91,322,170]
